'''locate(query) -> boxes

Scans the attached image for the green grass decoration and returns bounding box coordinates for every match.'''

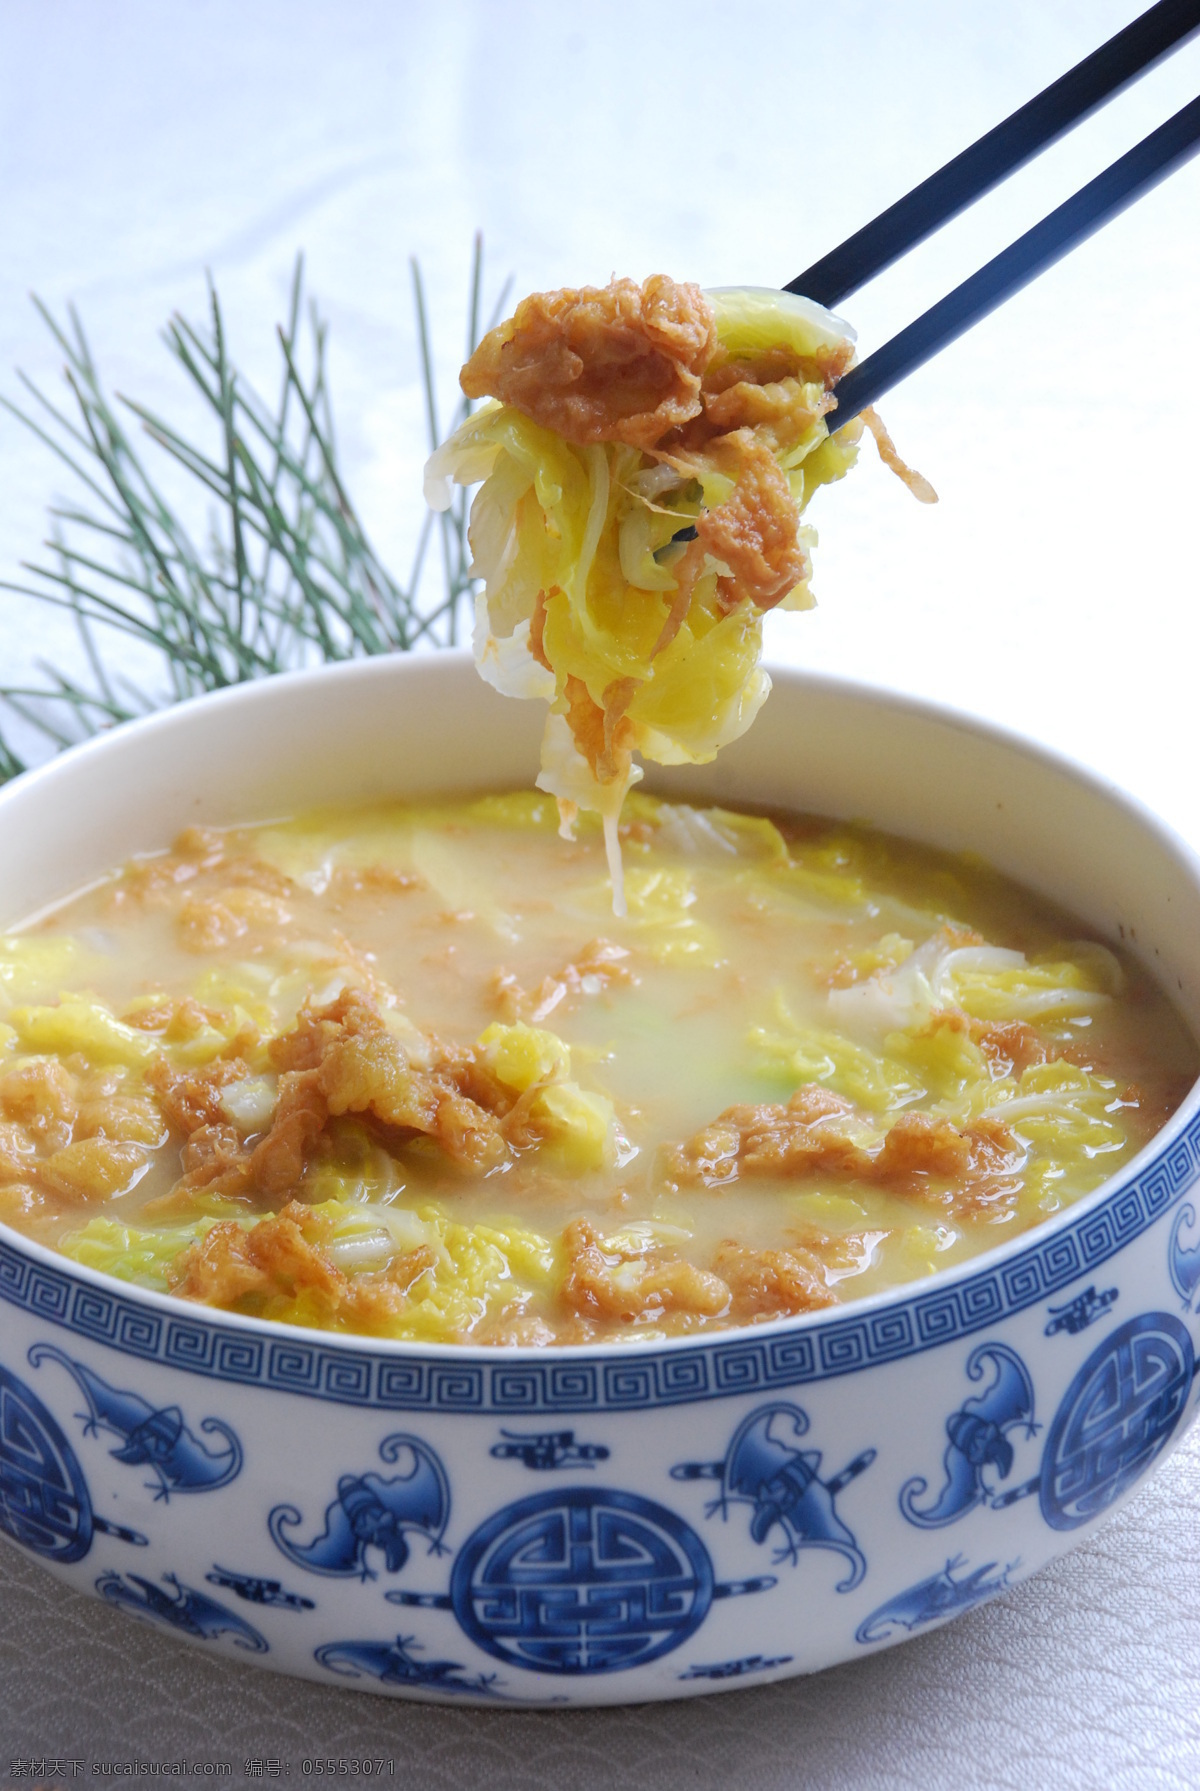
[0,240,509,781]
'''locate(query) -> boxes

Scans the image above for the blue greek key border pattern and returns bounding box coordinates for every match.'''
[2,1105,1199,1412]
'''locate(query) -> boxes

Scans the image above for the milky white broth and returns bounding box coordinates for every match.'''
[0,789,1193,1345]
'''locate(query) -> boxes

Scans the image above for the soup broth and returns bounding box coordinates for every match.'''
[0,790,1193,1345]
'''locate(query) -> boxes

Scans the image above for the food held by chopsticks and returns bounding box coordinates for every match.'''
[426,275,932,909]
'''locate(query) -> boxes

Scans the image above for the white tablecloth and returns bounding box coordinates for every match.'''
[1,3,1199,1781]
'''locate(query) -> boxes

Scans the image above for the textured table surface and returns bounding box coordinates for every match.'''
[2,3,1199,1784]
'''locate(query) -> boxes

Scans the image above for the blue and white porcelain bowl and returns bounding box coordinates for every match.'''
[2,653,1199,1706]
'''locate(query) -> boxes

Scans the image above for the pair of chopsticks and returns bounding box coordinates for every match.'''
[791,0,1200,428]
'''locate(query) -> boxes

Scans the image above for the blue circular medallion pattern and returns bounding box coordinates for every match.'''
[0,1361,94,1563]
[449,1487,715,1674]
[1039,1312,1195,1531]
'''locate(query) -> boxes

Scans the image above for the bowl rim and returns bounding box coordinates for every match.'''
[1,652,1198,1405]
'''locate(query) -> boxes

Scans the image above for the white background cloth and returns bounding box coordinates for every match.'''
[1,2,1199,1783]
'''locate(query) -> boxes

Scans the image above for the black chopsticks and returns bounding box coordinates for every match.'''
[787,0,1200,428]
[829,95,1200,429]
[790,0,1200,308]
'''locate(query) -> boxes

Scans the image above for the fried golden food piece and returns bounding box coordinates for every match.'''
[0,1059,159,1205]
[170,1199,343,1306]
[666,1082,1023,1220]
[146,1056,254,1136]
[0,1121,37,1184]
[39,1138,150,1204]
[693,430,810,613]
[249,1074,328,1195]
[712,1239,835,1320]
[0,1181,49,1227]
[171,1123,253,1202]
[151,1073,350,1215]
[876,1113,1023,1222]
[73,1091,165,1146]
[560,1218,730,1326]
[291,992,510,1174]
[648,431,812,661]
[0,1058,78,1149]
[151,983,616,1217]
[461,275,716,450]
[703,334,855,398]
[686,375,828,456]
[872,1111,973,1180]
[666,1084,872,1187]
[674,341,841,459]
[168,1199,442,1332]
[151,991,515,1205]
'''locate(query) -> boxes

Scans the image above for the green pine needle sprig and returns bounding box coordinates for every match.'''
[0,239,510,781]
